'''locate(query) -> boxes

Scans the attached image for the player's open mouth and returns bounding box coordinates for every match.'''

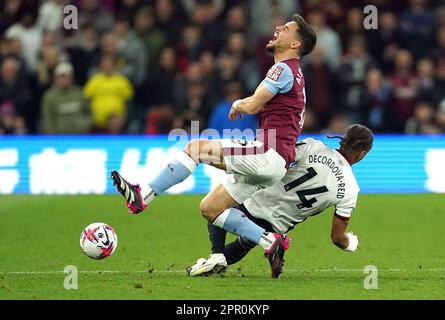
[269,33,278,43]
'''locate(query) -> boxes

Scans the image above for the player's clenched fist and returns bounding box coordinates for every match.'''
[345,232,359,252]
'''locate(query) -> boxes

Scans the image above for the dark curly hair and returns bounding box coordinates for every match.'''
[329,124,374,153]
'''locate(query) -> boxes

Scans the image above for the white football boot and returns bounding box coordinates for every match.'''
[186,254,228,277]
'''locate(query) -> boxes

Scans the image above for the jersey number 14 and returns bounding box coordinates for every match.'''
[284,167,328,209]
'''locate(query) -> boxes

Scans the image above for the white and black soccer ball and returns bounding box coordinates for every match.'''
[80,222,118,259]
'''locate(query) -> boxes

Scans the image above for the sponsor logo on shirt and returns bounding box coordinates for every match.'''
[266,65,284,82]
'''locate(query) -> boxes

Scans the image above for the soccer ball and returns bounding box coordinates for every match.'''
[80,222,118,259]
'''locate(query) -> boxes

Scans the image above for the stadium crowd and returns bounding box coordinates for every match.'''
[1,0,445,135]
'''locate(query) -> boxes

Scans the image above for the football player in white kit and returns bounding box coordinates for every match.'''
[187,124,374,278]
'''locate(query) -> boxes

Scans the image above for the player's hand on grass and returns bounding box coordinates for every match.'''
[229,99,244,121]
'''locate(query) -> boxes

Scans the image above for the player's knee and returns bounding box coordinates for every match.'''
[199,199,216,221]
[184,139,200,162]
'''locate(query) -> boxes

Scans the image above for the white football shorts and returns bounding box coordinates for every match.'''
[220,139,286,204]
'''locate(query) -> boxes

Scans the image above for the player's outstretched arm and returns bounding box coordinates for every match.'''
[229,83,275,120]
[330,213,359,252]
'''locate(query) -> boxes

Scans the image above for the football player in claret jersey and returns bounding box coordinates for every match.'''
[111,14,316,276]
[187,124,374,278]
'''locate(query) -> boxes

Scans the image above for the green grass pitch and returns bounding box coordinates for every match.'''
[0,194,444,299]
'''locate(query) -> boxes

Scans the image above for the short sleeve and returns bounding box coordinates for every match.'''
[262,62,294,95]
[335,194,358,219]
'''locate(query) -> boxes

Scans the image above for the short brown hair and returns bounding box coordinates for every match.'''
[293,14,317,56]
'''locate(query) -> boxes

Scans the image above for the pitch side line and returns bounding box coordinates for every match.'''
[1,268,445,275]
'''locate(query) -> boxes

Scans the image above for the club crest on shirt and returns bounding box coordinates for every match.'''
[266,65,284,82]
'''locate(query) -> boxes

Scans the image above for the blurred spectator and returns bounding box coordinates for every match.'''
[41,62,91,134]
[222,32,260,94]
[417,58,435,101]
[5,12,42,72]
[225,5,247,34]
[337,36,378,122]
[435,101,445,132]
[66,22,100,85]
[367,11,402,72]
[147,47,176,106]
[112,15,147,88]
[182,80,211,127]
[0,57,32,131]
[405,101,440,134]
[84,55,133,131]
[255,13,284,76]
[388,49,419,131]
[399,0,435,60]
[431,25,445,62]
[216,53,241,94]
[155,0,184,45]
[37,0,65,33]
[78,0,114,36]
[0,101,27,135]
[207,81,257,135]
[322,114,350,134]
[303,45,337,129]
[146,47,176,105]
[301,108,319,133]
[172,109,204,134]
[134,6,166,69]
[430,57,445,107]
[184,0,224,52]
[145,105,175,134]
[182,0,224,22]
[338,7,366,47]
[2,1,445,135]
[118,0,142,25]
[307,10,342,70]
[249,0,299,43]
[360,68,391,132]
[0,0,26,34]
[37,45,61,95]
[176,24,203,71]
[199,51,220,103]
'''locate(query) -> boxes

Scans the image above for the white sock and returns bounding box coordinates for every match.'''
[258,232,276,251]
[140,185,157,205]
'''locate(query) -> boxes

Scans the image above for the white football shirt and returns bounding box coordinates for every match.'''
[243,138,360,233]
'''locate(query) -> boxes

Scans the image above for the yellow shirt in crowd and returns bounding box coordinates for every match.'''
[84,73,133,128]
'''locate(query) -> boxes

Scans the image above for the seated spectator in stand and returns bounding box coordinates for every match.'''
[84,55,133,132]
[41,62,91,134]
[207,81,257,136]
[405,101,440,134]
